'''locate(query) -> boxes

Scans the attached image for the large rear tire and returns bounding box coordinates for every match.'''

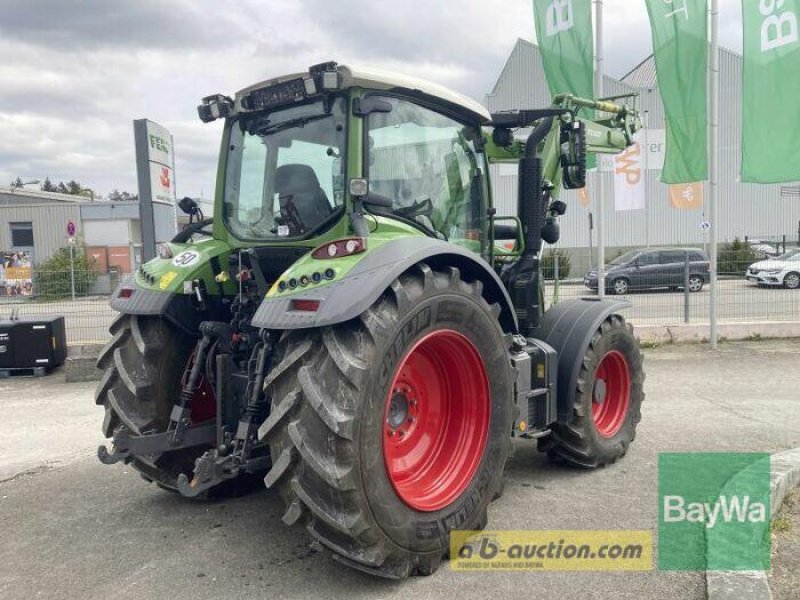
[541,314,644,468]
[259,264,513,578]
[95,314,244,496]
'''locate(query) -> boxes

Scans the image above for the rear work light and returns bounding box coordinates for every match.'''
[290,299,321,312]
[311,237,366,260]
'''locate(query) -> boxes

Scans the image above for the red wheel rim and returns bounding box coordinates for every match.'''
[591,350,631,438]
[382,330,490,512]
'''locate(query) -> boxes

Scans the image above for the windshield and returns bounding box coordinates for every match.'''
[776,249,800,260]
[224,97,347,240]
[366,96,486,242]
[609,250,640,266]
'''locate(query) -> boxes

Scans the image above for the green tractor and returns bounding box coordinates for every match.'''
[96,61,644,578]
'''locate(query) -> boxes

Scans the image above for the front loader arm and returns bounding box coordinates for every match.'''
[486,95,641,336]
[487,94,641,196]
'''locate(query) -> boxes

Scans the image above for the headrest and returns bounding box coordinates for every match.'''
[275,164,321,195]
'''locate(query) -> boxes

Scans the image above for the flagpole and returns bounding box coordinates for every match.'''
[595,0,606,298]
[709,0,719,348]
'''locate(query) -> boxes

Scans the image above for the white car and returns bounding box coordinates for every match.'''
[746,251,800,289]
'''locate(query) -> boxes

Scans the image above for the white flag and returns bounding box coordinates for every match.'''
[613,133,645,211]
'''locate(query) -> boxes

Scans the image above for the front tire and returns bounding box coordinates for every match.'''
[688,275,704,292]
[259,264,513,578]
[612,278,630,295]
[542,315,644,468]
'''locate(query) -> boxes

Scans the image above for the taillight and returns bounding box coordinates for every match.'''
[311,237,366,260]
[118,288,134,299]
[290,299,321,312]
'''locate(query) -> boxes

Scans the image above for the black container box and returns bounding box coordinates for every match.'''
[0,316,67,370]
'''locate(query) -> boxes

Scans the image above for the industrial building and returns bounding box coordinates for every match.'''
[0,187,176,296]
[485,39,800,272]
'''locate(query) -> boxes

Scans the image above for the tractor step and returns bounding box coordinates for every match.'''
[0,366,47,379]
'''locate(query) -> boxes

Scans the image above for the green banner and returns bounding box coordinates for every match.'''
[742,0,800,183]
[532,0,594,100]
[644,0,708,183]
[532,0,595,168]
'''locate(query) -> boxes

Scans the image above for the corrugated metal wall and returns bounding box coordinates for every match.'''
[0,204,82,262]
[485,40,800,254]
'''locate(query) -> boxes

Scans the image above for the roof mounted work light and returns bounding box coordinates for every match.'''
[197,94,234,123]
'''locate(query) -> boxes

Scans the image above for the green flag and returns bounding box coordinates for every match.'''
[742,0,800,183]
[532,0,595,168]
[644,0,708,183]
[532,0,594,100]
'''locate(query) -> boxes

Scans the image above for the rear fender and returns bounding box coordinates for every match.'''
[109,239,234,336]
[250,237,518,333]
[532,298,630,423]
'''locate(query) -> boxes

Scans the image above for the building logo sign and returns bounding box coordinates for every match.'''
[613,133,645,211]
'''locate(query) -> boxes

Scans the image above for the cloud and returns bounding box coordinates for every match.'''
[0,0,743,199]
[0,0,239,51]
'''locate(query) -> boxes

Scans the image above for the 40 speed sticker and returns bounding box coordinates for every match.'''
[172,250,200,268]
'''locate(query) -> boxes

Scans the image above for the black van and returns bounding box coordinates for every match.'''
[584,248,710,295]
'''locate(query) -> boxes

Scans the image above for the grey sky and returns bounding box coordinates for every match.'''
[0,0,743,199]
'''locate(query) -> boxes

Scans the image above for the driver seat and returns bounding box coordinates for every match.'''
[274,164,332,235]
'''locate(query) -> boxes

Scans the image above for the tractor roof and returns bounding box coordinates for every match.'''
[235,63,491,124]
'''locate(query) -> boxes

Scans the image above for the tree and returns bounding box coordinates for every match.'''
[10,177,23,188]
[55,181,69,194]
[41,177,56,192]
[32,239,99,299]
[107,189,139,202]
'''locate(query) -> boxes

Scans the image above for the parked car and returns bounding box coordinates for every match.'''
[584,248,710,295]
[745,250,800,289]
[746,240,781,259]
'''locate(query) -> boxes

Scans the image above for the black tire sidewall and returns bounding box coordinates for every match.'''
[357,289,512,554]
[577,324,642,461]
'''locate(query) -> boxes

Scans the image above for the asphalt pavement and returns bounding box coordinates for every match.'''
[1,340,799,599]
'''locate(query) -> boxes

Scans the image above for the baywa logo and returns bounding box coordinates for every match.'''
[663,494,767,529]
[658,453,771,571]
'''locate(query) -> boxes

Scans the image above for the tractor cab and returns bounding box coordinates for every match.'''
[200,62,495,262]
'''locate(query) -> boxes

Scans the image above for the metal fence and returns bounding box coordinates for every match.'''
[2,249,799,347]
[0,270,123,344]
[543,244,800,327]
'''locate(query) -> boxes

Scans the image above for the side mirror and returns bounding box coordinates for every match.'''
[178,196,200,216]
[560,120,587,190]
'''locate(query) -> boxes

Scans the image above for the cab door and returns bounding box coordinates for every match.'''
[632,250,660,290]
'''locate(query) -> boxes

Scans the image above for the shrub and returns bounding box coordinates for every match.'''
[32,243,99,299]
[718,237,758,277]
[541,248,572,280]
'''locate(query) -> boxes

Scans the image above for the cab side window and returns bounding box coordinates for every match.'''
[638,252,659,266]
[660,251,685,265]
